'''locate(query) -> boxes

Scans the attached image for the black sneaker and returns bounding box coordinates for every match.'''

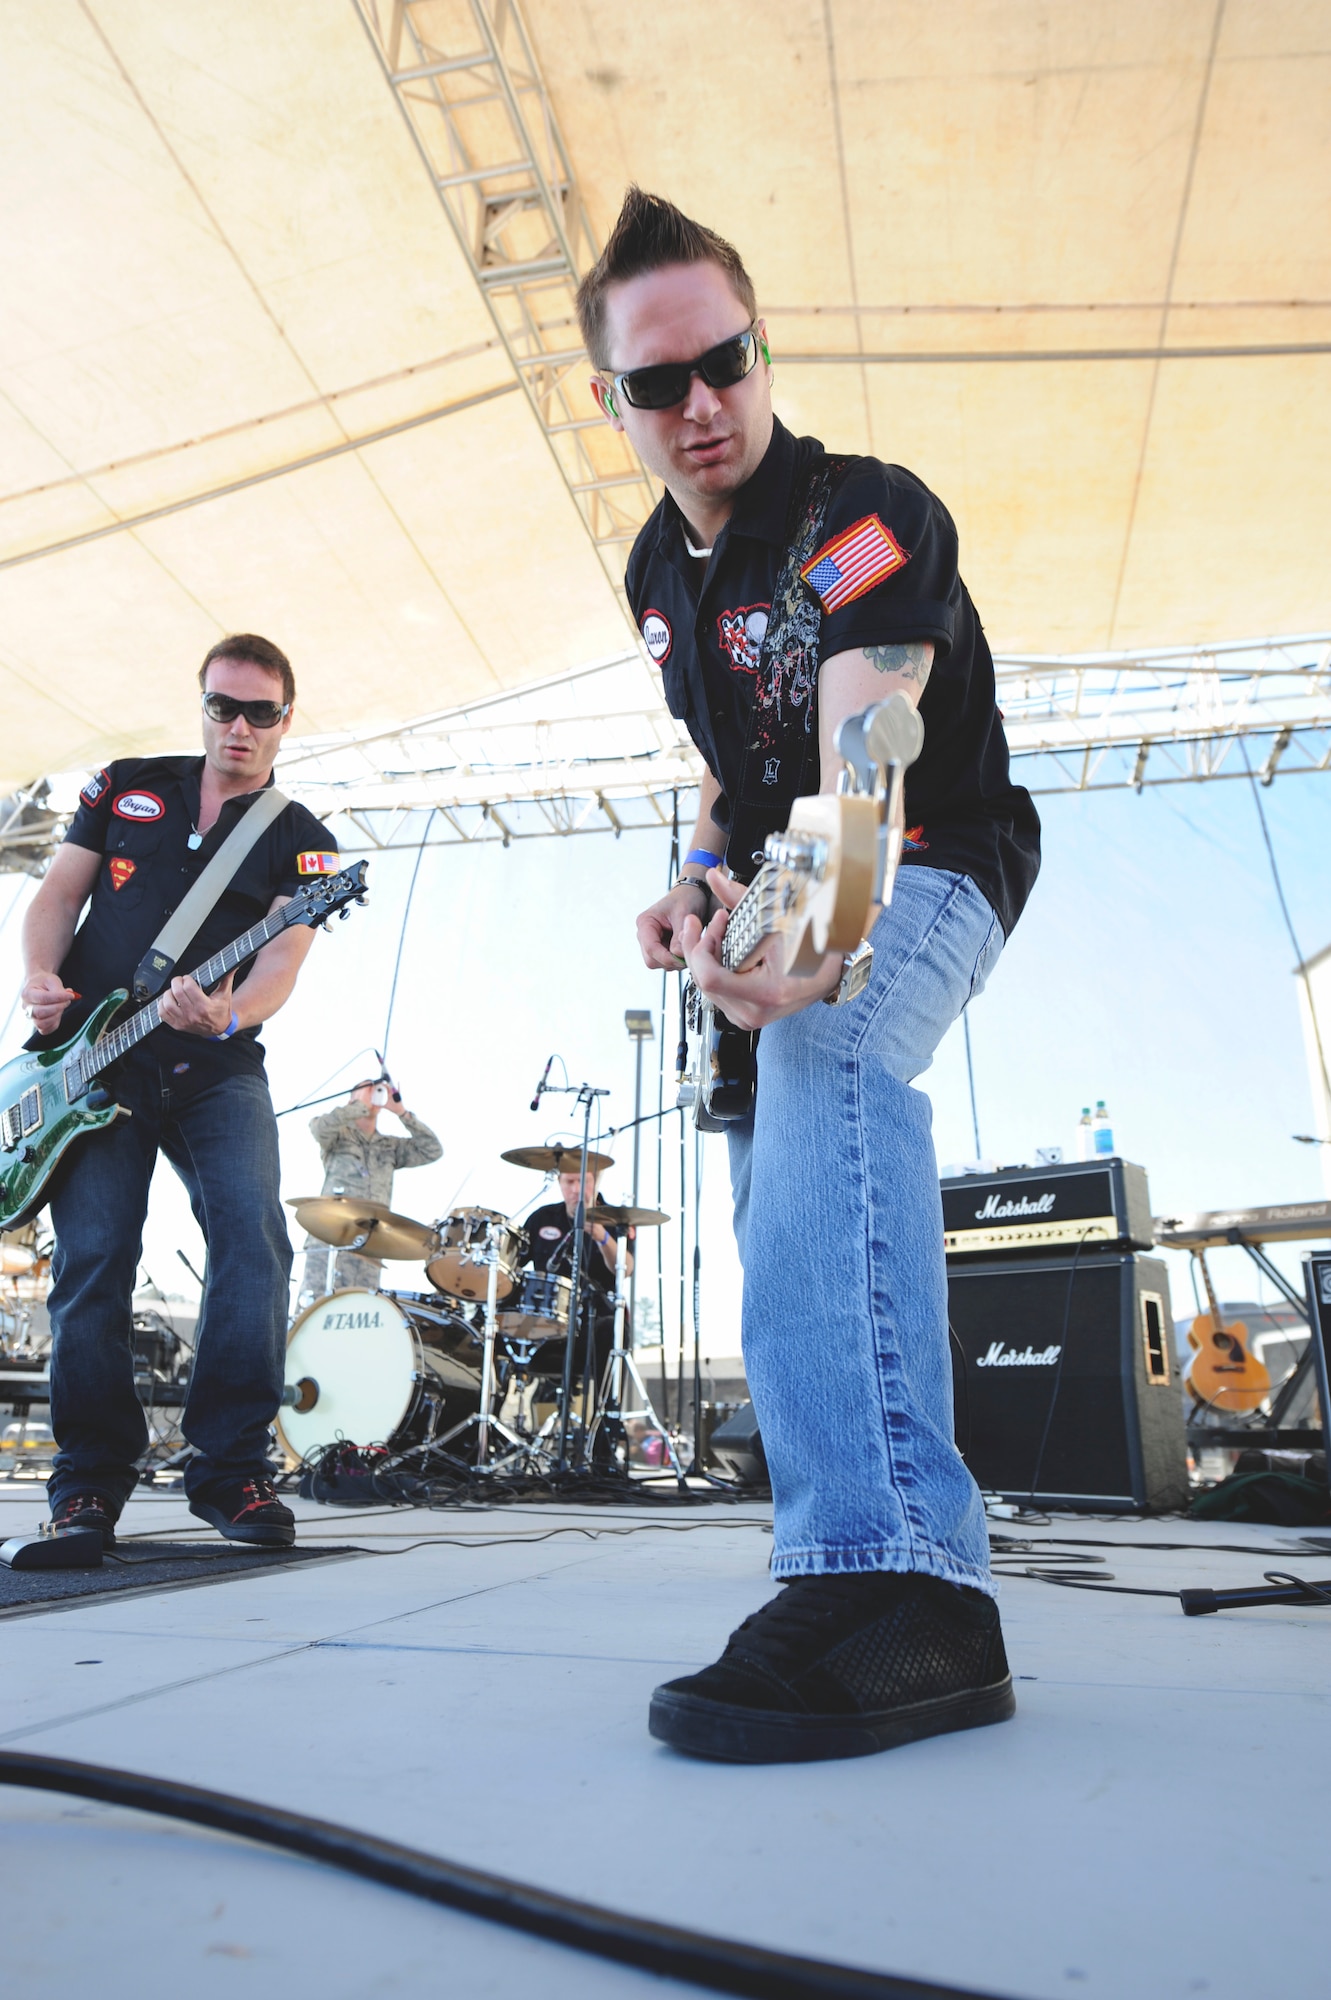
[189,1475,295,1548]
[49,1491,120,1550]
[649,1571,1015,1764]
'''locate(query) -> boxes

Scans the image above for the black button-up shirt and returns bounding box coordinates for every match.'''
[53,754,337,1072]
[624,418,1040,936]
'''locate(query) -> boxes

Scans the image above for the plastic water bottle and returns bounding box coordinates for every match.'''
[1092,1099,1114,1156]
[1076,1107,1092,1160]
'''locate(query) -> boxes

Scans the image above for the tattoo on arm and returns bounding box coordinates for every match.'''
[863,641,932,688]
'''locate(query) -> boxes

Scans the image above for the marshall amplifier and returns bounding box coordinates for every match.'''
[948,1251,1189,1512]
[942,1158,1154,1261]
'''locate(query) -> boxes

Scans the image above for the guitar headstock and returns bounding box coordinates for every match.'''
[286,860,370,930]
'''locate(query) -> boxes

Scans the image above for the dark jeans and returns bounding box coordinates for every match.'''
[46,1046,291,1510]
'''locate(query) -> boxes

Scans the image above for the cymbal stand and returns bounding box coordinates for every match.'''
[588,1229,682,1477]
[435,1218,525,1469]
[540,1080,609,1473]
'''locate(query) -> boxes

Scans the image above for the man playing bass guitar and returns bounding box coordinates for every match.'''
[18,634,334,1549]
[581,190,1041,1762]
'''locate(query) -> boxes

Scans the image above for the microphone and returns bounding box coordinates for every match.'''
[530,1054,554,1113]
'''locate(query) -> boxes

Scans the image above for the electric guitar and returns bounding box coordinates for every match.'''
[1183,1248,1270,1412]
[676,694,924,1132]
[0,861,369,1230]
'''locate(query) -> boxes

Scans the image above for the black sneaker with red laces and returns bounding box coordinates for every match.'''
[649,1570,1015,1764]
[49,1491,120,1550]
[189,1475,295,1548]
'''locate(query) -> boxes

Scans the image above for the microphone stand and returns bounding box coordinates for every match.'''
[541,1080,608,1474]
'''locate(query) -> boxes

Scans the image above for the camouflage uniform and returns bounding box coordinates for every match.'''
[298,1102,442,1302]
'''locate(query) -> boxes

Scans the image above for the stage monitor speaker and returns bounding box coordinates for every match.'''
[948,1251,1188,1513]
[709,1401,768,1488]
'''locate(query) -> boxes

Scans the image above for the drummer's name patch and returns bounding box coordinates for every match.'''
[297,851,340,875]
[316,1306,385,1329]
[538,1226,563,1239]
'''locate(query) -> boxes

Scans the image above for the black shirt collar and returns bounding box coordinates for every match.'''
[179,756,277,848]
[655,416,808,556]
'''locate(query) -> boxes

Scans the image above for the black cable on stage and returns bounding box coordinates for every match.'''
[0,1752,1009,2000]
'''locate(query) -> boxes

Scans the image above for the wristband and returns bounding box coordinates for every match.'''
[684,848,722,869]
[674,875,711,895]
[212,1010,240,1042]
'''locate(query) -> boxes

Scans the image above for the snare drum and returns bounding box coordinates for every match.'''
[426,1208,525,1301]
[276,1289,481,1467]
[497,1269,574,1342]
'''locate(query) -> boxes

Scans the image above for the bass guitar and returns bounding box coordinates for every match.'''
[676,694,924,1132]
[1183,1247,1270,1412]
[0,860,369,1230]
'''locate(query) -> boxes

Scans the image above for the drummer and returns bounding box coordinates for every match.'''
[297,1077,442,1303]
[525,1166,633,1298]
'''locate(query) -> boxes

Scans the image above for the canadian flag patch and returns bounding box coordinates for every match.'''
[296,851,339,876]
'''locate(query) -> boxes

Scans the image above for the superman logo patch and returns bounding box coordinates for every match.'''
[109,858,137,891]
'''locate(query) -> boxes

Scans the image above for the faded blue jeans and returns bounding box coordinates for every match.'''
[46,1045,292,1511]
[727,867,1003,1592]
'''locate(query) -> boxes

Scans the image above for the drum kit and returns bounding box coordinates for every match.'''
[279,1144,680,1484]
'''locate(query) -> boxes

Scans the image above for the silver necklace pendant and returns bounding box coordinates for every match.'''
[187,830,203,849]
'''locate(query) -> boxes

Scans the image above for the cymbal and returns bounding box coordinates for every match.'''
[286,1195,435,1260]
[587,1202,671,1229]
[500,1145,614,1175]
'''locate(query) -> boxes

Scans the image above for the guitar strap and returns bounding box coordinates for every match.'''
[724,452,855,880]
[132,786,291,1000]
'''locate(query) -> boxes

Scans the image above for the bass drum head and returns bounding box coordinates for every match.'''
[277,1290,417,1468]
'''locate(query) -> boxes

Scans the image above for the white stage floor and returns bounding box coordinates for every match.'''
[0,1483,1326,1999]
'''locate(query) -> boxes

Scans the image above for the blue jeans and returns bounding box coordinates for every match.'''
[46,1047,292,1510]
[727,867,1003,1591]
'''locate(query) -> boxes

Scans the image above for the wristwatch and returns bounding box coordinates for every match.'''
[822,939,874,1006]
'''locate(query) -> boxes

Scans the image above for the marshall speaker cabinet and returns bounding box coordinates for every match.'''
[947,1248,1188,1512]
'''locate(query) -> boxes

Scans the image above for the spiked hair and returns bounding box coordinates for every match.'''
[576,187,757,370]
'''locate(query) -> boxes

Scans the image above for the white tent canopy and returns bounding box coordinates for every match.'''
[1,0,1328,790]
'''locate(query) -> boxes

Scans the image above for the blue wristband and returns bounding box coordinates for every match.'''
[684,848,722,869]
[212,1011,240,1042]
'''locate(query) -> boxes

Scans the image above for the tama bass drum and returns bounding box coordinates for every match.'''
[276,1289,480,1467]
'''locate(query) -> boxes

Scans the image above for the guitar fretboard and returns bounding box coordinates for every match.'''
[720,863,789,971]
[84,906,294,1077]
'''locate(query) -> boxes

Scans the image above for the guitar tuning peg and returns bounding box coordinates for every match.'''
[339,907,350,920]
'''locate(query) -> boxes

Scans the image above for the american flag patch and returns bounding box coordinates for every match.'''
[801,514,909,612]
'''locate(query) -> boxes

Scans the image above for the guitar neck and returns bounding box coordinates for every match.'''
[86,905,294,1076]
[719,864,786,972]
[1195,1249,1226,1332]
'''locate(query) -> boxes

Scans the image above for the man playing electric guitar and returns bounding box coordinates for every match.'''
[581,191,1041,1762]
[18,634,336,1549]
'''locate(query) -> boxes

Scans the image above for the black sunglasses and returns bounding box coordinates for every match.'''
[610,327,760,412]
[202,691,290,729]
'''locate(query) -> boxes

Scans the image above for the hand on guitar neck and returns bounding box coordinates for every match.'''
[677,871,845,1032]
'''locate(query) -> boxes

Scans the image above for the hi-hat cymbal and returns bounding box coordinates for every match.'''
[500,1145,614,1175]
[586,1202,671,1229]
[286,1195,435,1260]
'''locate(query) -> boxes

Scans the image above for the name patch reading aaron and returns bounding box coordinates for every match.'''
[296,851,340,876]
[111,790,165,822]
[639,609,672,664]
[108,858,136,891]
[801,514,909,612]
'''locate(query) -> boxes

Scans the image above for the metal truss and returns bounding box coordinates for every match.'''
[351,0,657,593]
[995,631,1331,794]
[5,636,1330,872]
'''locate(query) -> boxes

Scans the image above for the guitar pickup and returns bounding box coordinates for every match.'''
[18,1086,41,1137]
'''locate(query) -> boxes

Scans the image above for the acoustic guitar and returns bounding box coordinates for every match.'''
[0,861,369,1231]
[676,693,923,1132]
[1183,1248,1270,1412]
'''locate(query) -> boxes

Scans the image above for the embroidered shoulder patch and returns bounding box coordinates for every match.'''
[296,851,340,876]
[109,858,137,890]
[640,610,672,664]
[81,768,110,807]
[801,514,909,612]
